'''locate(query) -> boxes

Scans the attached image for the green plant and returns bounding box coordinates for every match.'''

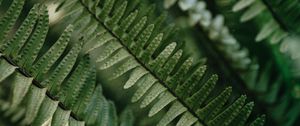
[162,0,300,125]
[0,0,298,126]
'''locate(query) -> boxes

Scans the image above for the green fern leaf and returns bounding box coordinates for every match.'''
[42,39,82,93]
[0,59,16,82]
[250,115,266,126]
[196,87,232,121]
[140,83,167,108]
[52,0,265,125]
[16,6,49,69]
[208,95,247,126]
[157,101,187,126]
[148,92,176,117]
[120,107,135,126]
[176,112,198,126]
[31,97,58,126]
[10,73,33,109]
[31,25,72,81]
[22,85,47,125]
[0,1,126,125]
[51,107,71,126]
[1,5,39,57]
[230,102,254,126]
[0,0,24,42]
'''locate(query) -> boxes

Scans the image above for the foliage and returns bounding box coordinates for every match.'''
[0,0,299,126]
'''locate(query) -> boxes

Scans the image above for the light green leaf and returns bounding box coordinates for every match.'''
[157,101,187,126]
[131,74,156,102]
[69,117,85,126]
[176,112,197,126]
[270,30,288,44]
[164,0,177,9]
[95,40,122,63]
[22,85,47,125]
[140,83,167,108]
[110,58,139,79]
[256,20,278,42]
[240,2,265,22]
[124,67,147,89]
[149,92,176,117]
[10,73,33,109]
[0,59,16,82]
[84,32,113,54]
[52,107,71,126]
[232,0,255,12]
[32,97,58,126]
[99,48,130,70]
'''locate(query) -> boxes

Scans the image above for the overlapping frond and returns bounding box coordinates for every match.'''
[54,0,265,125]
[164,0,254,72]
[0,1,133,125]
[164,1,300,125]
[233,0,300,60]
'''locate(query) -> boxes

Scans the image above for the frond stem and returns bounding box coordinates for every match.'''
[0,54,82,121]
[78,1,208,125]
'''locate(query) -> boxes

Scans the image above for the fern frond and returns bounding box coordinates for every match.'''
[1,5,39,57]
[249,115,265,126]
[164,0,254,73]
[227,0,300,124]
[0,0,24,42]
[0,1,129,125]
[54,0,264,125]
[0,56,122,125]
[233,0,300,60]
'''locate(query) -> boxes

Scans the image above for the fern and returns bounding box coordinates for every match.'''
[4,0,296,125]
[0,0,133,125]
[233,0,300,59]
[232,0,300,93]
[164,0,255,75]
[163,0,300,125]
[163,0,263,91]
[193,0,300,125]
[50,0,265,125]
